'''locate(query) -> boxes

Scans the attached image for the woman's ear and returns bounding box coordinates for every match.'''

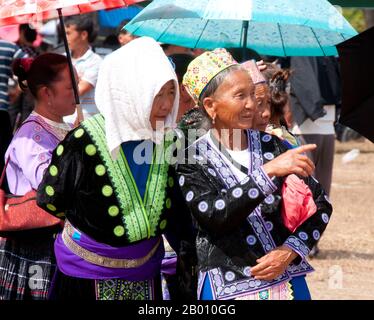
[202,96,216,121]
[38,86,49,101]
[179,83,187,96]
[181,83,193,100]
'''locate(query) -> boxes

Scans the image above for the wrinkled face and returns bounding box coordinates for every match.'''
[149,80,176,130]
[254,83,271,131]
[204,69,258,130]
[66,24,86,52]
[47,66,76,117]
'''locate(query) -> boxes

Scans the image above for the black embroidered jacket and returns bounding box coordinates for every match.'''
[175,130,332,299]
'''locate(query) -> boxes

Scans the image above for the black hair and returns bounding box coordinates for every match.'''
[227,47,262,63]
[19,24,37,43]
[64,14,98,43]
[12,53,68,98]
[103,34,120,47]
[261,63,291,122]
[117,19,131,35]
[168,54,195,83]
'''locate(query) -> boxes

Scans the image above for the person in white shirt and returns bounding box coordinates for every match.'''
[289,57,341,258]
[64,15,102,123]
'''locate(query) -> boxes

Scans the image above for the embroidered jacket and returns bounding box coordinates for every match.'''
[175,130,333,300]
[37,114,190,247]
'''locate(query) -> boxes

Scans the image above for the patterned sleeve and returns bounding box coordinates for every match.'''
[9,123,56,190]
[37,129,84,217]
[175,155,281,237]
[163,166,196,253]
[283,176,333,258]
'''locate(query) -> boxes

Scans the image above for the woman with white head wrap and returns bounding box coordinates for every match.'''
[37,37,189,300]
[95,36,179,159]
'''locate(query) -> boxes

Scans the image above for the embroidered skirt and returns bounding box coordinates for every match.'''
[200,275,311,300]
[48,268,162,300]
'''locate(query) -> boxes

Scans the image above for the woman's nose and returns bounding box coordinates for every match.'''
[263,109,271,119]
[245,98,257,111]
[161,99,174,113]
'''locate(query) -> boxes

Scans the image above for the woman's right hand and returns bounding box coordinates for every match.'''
[263,144,316,178]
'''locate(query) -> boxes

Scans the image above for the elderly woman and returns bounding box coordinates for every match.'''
[176,49,333,300]
[249,62,300,149]
[37,37,190,300]
[241,60,272,134]
[261,63,300,149]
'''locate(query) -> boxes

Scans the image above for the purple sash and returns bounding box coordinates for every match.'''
[161,254,177,276]
[54,223,165,280]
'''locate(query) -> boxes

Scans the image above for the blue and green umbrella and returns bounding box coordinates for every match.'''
[126,0,358,57]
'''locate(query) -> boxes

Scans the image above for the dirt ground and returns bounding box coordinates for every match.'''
[307,139,374,300]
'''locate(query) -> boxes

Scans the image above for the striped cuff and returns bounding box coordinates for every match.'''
[251,167,278,197]
[284,236,310,259]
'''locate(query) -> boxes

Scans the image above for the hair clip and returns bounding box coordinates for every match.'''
[20,58,34,73]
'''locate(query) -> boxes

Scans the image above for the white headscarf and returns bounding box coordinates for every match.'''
[95,37,180,159]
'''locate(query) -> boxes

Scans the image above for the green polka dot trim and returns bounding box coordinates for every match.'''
[175,139,182,149]
[46,204,56,212]
[165,198,172,209]
[45,185,55,197]
[168,177,174,188]
[56,212,65,218]
[102,185,113,197]
[56,145,64,156]
[85,144,97,156]
[49,165,58,177]
[74,128,85,138]
[95,164,106,176]
[108,205,119,217]
[114,225,125,237]
[160,219,167,230]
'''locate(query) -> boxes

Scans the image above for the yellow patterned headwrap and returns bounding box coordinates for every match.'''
[182,48,237,103]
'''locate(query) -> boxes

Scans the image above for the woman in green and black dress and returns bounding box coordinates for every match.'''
[37,37,191,300]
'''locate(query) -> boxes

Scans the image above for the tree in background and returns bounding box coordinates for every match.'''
[363,9,374,28]
[343,8,366,32]
[341,8,374,31]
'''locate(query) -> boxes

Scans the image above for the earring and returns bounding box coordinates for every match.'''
[212,116,216,125]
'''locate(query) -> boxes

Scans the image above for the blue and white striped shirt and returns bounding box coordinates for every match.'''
[0,40,26,111]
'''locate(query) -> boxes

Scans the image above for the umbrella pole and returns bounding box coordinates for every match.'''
[57,8,83,124]
[241,21,249,62]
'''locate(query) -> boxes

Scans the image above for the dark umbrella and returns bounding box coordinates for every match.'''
[337,26,374,143]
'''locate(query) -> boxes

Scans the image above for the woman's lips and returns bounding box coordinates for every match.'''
[241,114,253,119]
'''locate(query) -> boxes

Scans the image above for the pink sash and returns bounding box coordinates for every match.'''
[281,174,317,233]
